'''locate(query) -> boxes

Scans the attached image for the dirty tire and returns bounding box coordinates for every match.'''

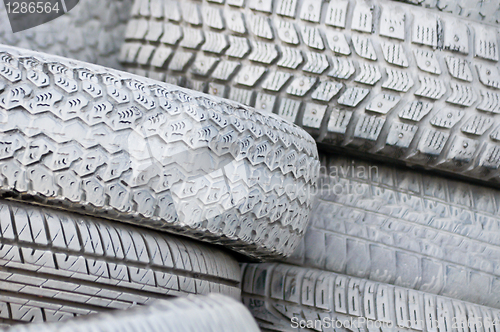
[392,0,500,25]
[285,153,500,308]
[123,0,500,186]
[5,294,260,332]
[0,45,319,259]
[0,199,242,325]
[242,262,500,332]
[0,0,133,70]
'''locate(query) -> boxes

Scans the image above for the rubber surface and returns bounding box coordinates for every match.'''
[0,44,319,259]
[242,262,500,331]
[122,0,500,186]
[0,0,133,70]
[0,199,241,325]
[285,153,500,308]
[393,0,500,25]
[4,294,260,331]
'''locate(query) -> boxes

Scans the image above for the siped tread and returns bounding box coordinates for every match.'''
[242,263,500,332]
[122,0,500,186]
[0,45,319,259]
[0,199,241,324]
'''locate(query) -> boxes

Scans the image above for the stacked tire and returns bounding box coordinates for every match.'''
[0,43,319,329]
[118,0,500,330]
[1,0,500,330]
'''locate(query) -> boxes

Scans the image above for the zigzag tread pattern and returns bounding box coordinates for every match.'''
[0,45,320,260]
[0,199,242,323]
[242,263,500,331]
[122,0,500,185]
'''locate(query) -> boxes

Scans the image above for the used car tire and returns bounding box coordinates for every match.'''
[393,0,500,25]
[122,0,500,186]
[0,199,241,324]
[242,262,500,331]
[0,45,319,259]
[4,294,260,331]
[286,153,500,308]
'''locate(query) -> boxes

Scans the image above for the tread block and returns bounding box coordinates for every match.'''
[354,63,382,85]
[249,13,274,39]
[327,109,353,134]
[380,5,405,40]
[382,42,409,67]
[277,46,303,69]
[366,94,400,114]
[383,68,414,92]
[414,49,441,74]
[474,25,499,61]
[399,101,433,121]
[353,114,385,141]
[311,81,343,102]
[276,20,299,44]
[329,57,355,79]
[443,18,469,54]
[302,52,329,74]
[351,2,374,33]
[286,76,317,97]
[300,26,325,50]
[430,109,465,128]
[302,103,327,129]
[412,13,440,47]
[235,65,267,86]
[277,98,301,123]
[325,0,349,28]
[418,129,449,156]
[352,34,377,60]
[262,71,292,92]
[414,76,446,100]
[325,30,351,55]
[338,87,370,107]
[445,56,473,82]
[299,0,322,23]
[386,123,418,148]
[447,83,477,107]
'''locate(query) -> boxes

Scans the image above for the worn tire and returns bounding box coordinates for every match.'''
[0,45,319,259]
[242,262,500,332]
[0,0,133,70]
[4,294,260,332]
[285,153,500,308]
[122,0,500,186]
[0,199,241,325]
[393,0,500,25]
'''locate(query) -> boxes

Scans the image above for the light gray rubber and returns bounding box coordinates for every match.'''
[122,0,500,186]
[285,153,500,309]
[4,294,259,332]
[242,262,500,332]
[0,0,133,70]
[0,199,241,325]
[0,44,319,259]
[4,294,260,332]
[393,0,500,25]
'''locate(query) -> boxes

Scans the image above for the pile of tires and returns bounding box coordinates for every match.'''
[0,0,499,330]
